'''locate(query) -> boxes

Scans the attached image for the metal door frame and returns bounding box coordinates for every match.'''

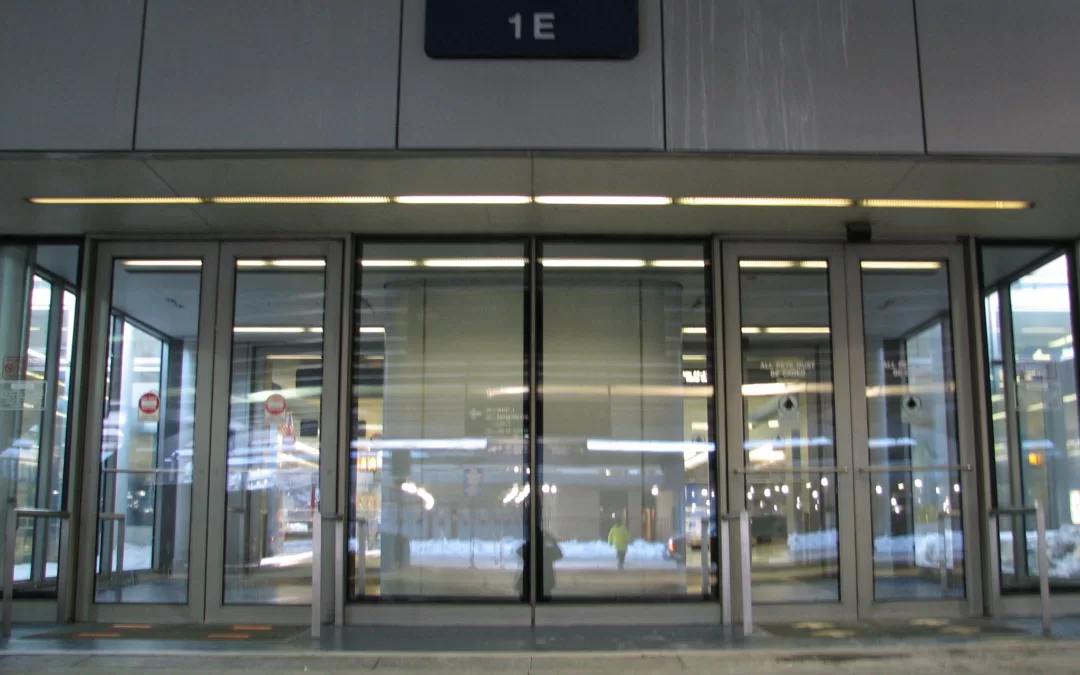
[76,241,220,624]
[846,243,981,619]
[722,241,859,622]
[203,240,344,625]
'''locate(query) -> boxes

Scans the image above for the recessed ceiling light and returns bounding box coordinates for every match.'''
[678,197,854,207]
[28,197,205,205]
[421,258,527,267]
[123,259,203,267]
[650,260,706,268]
[534,196,673,206]
[541,259,647,268]
[359,326,387,334]
[360,260,419,267]
[682,327,707,335]
[860,199,1032,209]
[394,196,532,205]
[860,261,943,270]
[212,196,390,204]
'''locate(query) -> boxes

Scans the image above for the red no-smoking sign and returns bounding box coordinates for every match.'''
[264,393,287,417]
[138,391,160,421]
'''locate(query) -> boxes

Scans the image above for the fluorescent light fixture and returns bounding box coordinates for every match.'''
[361,260,418,267]
[422,258,526,268]
[270,259,325,267]
[212,196,390,204]
[763,326,830,335]
[265,355,322,361]
[1049,335,1073,348]
[123,259,202,267]
[1064,393,1077,404]
[650,260,706,268]
[233,326,307,334]
[682,354,707,362]
[534,195,673,206]
[586,439,714,454]
[236,260,269,267]
[741,327,761,334]
[1021,327,1066,335]
[359,326,386,334]
[29,197,204,205]
[860,199,1032,210]
[682,327,707,334]
[748,446,786,463]
[358,438,488,451]
[679,197,854,207]
[541,258,646,268]
[394,195,531,205]
[691,422,709,431]
[739,260,827,269]
[860,261,943,270]
[800,261,829,269]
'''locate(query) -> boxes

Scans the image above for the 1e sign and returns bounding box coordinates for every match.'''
[425,0,639,59]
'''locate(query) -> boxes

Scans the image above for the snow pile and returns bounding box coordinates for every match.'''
[999,525,1080,579]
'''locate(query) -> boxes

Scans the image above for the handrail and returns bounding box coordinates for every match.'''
[3,508,70,637]
[858,464,973,473]
[988,505,1051,637]
[735,467,848,475]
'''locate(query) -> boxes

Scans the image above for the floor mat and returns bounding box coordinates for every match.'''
[23,623,306,641]
[760,619,1025,640]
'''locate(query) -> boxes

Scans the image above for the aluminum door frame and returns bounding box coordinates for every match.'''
[721,241,859,623]
[845,243,981,619]
[76,241,220,624]
[202,240,344,625]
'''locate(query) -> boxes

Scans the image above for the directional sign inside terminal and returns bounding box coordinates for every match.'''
[425,0,639,59]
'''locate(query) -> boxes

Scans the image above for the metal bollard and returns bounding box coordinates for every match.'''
[334,517,344,627]
[357,518,368,599]
[699,516,709,596]
[719,516,732,627]
[312,514,322,637]
[739,511,753,637]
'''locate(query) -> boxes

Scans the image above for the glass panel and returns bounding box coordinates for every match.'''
[0,245,79,598]
[1008,255,1080,586]
[96,258,199,604]
[739,258,838,603]
[223,257,326,605]
[984,291,1012,508]
[540,243,715,599]
[860,259,964,599]
[348,243,528,599]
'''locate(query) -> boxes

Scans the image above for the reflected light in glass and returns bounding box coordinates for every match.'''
[763,326,831,335]
[422,258,527,268]
[860,261,942,270]
[359,326,386,334]
[650,260,706,268]
[394,195,532,205]
[361,260,419,267]
[586,439,715,453]
[123,260,203,267]
[739,260,829,269]
[541,259,646,268]
[682,326,707,334]
[534,195,672,206]
[233,326,308,334]
[679,197,854,207]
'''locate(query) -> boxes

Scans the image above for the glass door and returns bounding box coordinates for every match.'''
[724,242,977,620]
[78,241,344,624]
[204,242,343,623]
[847,245,979,618]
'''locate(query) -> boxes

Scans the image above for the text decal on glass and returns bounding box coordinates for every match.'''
[425,0,639,59]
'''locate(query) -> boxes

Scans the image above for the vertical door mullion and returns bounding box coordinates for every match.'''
[947,245,984,616]
[709,237,725,604]
[832,248,861,617]
[720,243,744,616]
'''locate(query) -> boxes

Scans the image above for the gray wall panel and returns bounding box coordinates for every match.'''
[665,0,924,153]
[135,0,400,150]
[918,0,1080,155]
[398,0,664,150]
[0,1,143,150]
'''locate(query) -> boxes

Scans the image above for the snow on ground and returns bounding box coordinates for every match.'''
[999,525,1080,579]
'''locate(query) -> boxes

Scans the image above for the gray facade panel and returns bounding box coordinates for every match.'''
[665,0,924,153]
[918,0,1080,155]
[398,0,664,150]
[0,0,143,151]
[135,0,400,150]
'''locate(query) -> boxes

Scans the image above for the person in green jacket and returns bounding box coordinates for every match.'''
[607,520,631,570]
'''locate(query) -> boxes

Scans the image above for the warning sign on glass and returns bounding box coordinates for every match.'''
[138,391,161,422]
[264,392,288,425]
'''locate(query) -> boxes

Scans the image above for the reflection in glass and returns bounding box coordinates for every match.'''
[223,260,326,604]
[349,244,527,599]
[96,258,199,603]
[540,243,715,599]
[861,261,964,599]
[739,259,839,603]
[984,252,1080,588]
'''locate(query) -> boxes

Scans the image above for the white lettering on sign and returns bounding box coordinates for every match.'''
[682,369,708,384]
[758,359,816,379]
[534,12,556,39]
[509,11,556,41]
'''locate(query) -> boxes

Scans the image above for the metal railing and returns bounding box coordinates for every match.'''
[988,504,1051,637]
[3,508,69,638]
[719,511,752,637]
[312,513,344,637]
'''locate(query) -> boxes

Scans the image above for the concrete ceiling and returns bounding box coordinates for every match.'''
[1,153,1079,239]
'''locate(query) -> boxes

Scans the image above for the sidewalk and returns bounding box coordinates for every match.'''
[2,619,1079,674]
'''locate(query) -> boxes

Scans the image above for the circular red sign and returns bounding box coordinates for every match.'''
[264,393,287,416]
[138,392,160,415]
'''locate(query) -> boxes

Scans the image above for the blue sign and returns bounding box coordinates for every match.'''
[426,0,639,59]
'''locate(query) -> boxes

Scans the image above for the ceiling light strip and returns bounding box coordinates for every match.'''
[534,196,672,206]
[859,199,1032,210]
[394,196,532,205]
[860,261,943,270]
[29,197,205,205]
[542,259,647,268]
[680,197,854,207]
[212,196,390,204]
